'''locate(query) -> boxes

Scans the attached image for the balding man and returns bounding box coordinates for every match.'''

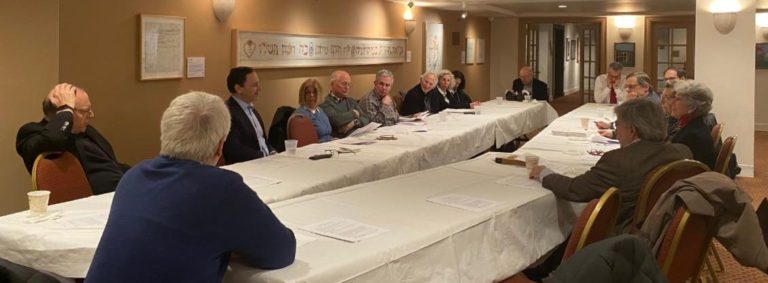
[319,70,370,137]
[16,83,129,195]
[512,66,549,101]
[400,71,437,116]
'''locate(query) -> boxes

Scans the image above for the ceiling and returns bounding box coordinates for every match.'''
[393,0,696,18]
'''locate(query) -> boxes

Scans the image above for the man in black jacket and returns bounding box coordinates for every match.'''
[222,67,275,164]
[16,83,129,195]
[511,66,549,101]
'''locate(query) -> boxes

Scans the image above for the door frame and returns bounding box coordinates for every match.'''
[644,16,696,82]
[518,17,607,75]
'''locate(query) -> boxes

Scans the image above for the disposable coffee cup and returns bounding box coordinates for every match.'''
[284,139,298,155]
[28,190,51,215]
[525,155,540,172]
[580,117,590,130]
[438,111,447,122]
[496,96,503,104]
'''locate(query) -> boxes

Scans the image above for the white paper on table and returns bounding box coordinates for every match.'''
[54,212,108,229]
[300,217,389,243]
[337,138,376,145]
[398,121,427,126]
[494,174,543,189]
[295,233,318,248]
[348,122,381,137]
[551,130,587,138]
[590,134,619,144]
[445,108,477,114]
[427,193,502,212]
[243,175,282,188]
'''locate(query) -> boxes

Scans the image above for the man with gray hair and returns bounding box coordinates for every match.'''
[400,71,437,116]
[594,62,627,104]
[87,92,296,282]
[530,99,692,233]
[320,70,370,137]
[624,72,661,104]
[360,69,399,126]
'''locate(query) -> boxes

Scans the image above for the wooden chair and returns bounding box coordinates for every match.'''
[287,114,319,147]
[561,187,620,261]
[633,159,709,228]
[710,123,724,149]
[31,152,92,205]
[713,136,737,175]
[657,206,713,283]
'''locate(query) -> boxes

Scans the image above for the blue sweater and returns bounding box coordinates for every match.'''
[86,156,295,283]
[295,106,333,142]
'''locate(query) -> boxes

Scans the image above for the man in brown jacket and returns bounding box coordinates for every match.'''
[530,99,692,233]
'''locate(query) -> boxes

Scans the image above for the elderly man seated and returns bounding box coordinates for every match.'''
[87,92,296,282]
[360,69,399,126]
[400,71,436,116]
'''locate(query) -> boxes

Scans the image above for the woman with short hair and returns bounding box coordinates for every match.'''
[668,80,716,168]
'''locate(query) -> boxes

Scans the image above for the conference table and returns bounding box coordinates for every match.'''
[0,103,618,281]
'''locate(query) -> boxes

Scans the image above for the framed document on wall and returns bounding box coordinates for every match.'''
[465,38,476,64]
[139,14,185,80]
[424,22,444,72]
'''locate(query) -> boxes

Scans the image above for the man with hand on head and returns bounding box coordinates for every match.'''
[594,62,627,104]
[359,69,399,126]
[87,92,296,283]
[319,70,370,137]
[16,83,129,195]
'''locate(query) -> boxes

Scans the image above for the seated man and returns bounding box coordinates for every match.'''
[530,99,692,233]
[223,66,274,164]
[593,62,627,104]
[87,92,296,282]
[359,69,399,126]
[400,71,436,116]
[319,70,370,137]
[16,83,129,195]
[624,72,661,104]
[511,66,549,101]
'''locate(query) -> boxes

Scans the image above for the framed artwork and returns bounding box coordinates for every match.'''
[757,43,768,69]
[424,22,444,72]
[139,14,185,80]
[565,38,571,61]
[232,30,407,68]
[614,42,635,67]
[569,39,577,62]
[465,38,476,64]
[477,39,485,64]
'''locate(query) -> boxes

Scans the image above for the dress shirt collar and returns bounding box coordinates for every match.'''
[231,95,253,113]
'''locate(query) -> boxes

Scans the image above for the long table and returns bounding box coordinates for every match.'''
[225,101,558,204]
[0,103,612,281]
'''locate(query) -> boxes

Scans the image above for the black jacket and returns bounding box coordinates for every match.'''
[512,78,549,101]
[223,96,274,164]
[669,115,716,169]
[400,84,429,116]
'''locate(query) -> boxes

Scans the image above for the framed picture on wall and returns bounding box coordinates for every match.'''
[476,39,485,64]
[139,14,185,81]
[757,43,768,69]
[565,38,571,61]
[614,42,635,67]
[465,38,476,64]
[569,39,577,62]
[424,22,444,72]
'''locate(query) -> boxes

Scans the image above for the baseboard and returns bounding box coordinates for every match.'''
[738,164,755,178]
[564,88,580,96]
[756,123,768,132]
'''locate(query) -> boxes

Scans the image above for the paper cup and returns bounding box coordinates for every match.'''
[525,155,540,172]
[496,96,503,104]
[438,111,447,122]
[284,139,298,155]
[28,190,51,215]
[580,117,590,130]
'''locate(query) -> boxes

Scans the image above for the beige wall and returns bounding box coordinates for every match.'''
[0,1,59,215]
[490,18,520,98]
[606,16,646,74]
[696,0,756,176]
[564,23,582,94]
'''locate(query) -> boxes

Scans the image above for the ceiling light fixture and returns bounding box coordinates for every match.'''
[461,1,467,19]
[558,4,567,9]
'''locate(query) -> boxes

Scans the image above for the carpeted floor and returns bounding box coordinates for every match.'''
[523,93,768,283]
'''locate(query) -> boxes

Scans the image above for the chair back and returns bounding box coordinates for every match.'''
[268,105,296,152]
[394,90,406,111]
[710,123,724,149]
[562,187,620,261]
[287,114,319,147]
[657,206,713,283]
[31,152,92,205]
[633,159,709,228]
[714,136,737,175]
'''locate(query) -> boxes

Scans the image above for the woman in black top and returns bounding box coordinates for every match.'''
[668,80,716,169]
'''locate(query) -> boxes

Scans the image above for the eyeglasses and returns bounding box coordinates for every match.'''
[75,108,94,117]
[337,81,351,88]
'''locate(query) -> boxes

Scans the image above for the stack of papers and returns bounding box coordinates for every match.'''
[348,122,381,137]
[300,217,388,242]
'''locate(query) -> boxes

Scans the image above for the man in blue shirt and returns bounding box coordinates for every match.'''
[86,92,296,283]
[222,67,275,164]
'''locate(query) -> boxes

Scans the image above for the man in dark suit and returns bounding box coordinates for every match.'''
[399,71,436,116]
[530,99,692,233]
[511,66,549,101]
[16,83,129,195]
[223,67,274,164]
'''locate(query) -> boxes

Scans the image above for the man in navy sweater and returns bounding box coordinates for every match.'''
[86,91,296,282]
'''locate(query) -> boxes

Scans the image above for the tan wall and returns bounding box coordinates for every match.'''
[606,16,646,74]
[490,18,520,98]
[0,1,59,215]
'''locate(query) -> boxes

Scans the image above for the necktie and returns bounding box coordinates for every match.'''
[610,87,617,104]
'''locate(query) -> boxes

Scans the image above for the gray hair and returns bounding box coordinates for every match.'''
[608,62,624,71]
[420,71,436,80]
[436,69,455,90]
[673,80,713,118]
[627,72,653,90]
[160,91,231,163]
[330,70,348,83]
[375,69,394,81]
[614,98,667,142]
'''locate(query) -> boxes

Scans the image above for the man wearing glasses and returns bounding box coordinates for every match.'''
[16,83,129,195]
[624,72,661,105]
[320,70,370,137]
[593,62,627,104]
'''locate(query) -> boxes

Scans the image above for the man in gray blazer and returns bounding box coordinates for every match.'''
[530,99,692,233]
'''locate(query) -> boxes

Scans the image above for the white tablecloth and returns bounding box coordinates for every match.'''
[223,101,558,204]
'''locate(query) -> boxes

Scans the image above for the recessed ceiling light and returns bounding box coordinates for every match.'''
[558,4,567,8]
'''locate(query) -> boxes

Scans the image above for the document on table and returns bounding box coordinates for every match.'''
[348,122,381,137]
[243,175,282,188]
[54,212,108,229]
[494,174,542,189]
[300,217,389,243]
[427,193,501,212]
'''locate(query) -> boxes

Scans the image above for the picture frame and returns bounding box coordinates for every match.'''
[569,39,577,62]
[465,38,476,64]
[614,42,635,67]
[139,14,185,81]
[565,38,571,61]
[424,22,444,72]
[757,42,768,69]
[476,39,485,64]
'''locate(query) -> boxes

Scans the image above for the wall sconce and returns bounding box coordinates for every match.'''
[404,1,416,36]
[615,16,635,40]
[757,13,768,39]
[710,0,740,34]
[212,0,235,22]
